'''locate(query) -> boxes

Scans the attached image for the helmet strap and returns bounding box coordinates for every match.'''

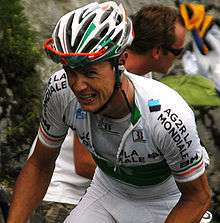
[112,57,122,89]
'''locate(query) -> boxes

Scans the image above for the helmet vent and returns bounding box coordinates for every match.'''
[108,29,115,38]
[81,14,96,32]
[112,30,122,44]
[54,36,63,53]
[99,25,109,38]
[83,38,100,53]
[124,23,131,40]
[72,14,96,52]
[72,32,82,52]
[100,7,113,23]
[79,8,89,23]
[66,13,75,36]
[54,22,64,52]
[116,14,122,25]
[66,13,75,52]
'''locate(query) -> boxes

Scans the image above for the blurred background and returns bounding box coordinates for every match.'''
[0,0,220,222]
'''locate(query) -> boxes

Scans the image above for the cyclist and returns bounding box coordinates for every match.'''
[28,5,211,222]
[8,2,211,223]
[28,4,189,222]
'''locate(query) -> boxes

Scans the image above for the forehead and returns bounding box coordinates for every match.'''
[65,61,114,77]
[71,61,112,72]
[173,22,186,47]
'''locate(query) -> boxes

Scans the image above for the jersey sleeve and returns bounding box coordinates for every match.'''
[151,91,206,183]
[38,71,70,148]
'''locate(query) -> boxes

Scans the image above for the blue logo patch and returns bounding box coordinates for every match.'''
[76,108,87,119]
[148,99,161,112]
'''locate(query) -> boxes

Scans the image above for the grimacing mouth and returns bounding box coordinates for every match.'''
[78,93,97,99]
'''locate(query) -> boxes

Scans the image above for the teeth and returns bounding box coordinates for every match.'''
[79,94,94,99]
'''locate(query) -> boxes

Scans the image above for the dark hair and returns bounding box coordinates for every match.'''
[129,4,183,54]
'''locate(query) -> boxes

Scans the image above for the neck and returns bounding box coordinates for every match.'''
[99,74,134,119]
[125,50,153,75]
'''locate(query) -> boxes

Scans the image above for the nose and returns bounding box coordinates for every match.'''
[69,72,88,91]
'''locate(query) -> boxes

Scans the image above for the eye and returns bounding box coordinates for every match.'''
[84,70,97,78]
[63,66,76,78]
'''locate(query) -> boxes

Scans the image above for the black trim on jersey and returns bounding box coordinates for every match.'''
[92,154,171,186]
[149,105,161,112]
[40,120,67,139]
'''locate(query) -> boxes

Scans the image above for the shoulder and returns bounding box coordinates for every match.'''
[125,71,192,117]
[43,69,76,110]
[40,69,78,143]
[44,69,71,98]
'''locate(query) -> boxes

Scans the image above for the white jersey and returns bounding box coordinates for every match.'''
[29,129,91,204]
[38,69,206,189]
[29,71,152,204]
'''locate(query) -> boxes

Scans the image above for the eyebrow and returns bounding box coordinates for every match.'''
[79,67,97,73]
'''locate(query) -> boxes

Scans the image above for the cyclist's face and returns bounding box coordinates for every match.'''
[65,61,115,112]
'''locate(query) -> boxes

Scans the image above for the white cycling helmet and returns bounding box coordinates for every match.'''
[45,1,134,69]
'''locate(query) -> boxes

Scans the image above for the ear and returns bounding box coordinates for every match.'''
[119,51,128,65]
[151,47,161,60]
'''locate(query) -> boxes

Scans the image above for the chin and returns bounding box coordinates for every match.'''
[80,104,99,113]
[167,63,175,74]
[80,105,95,112]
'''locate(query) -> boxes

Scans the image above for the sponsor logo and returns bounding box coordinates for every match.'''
[157,108,192,160]
[97,120,119,135]
[78,132,92,148]
[43,73,67,115]
[132,129,147,142]
[180,153,199,168]
[76,108,87,119]
[148,99,161,112]
[148,152,160,159]
[47,72,67,86]
[119,149,145,163]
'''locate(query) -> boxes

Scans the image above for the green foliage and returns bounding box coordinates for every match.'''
[160,75,220,107]
[0,0,43,150]
[0,0,42,74]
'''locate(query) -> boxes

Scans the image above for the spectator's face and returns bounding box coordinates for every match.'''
[65,61,115,112]
[158,22,186,74]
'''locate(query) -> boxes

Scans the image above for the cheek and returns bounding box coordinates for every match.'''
[67,77,75,91]
[167,58,173,66]
[99,78,115,98]
[102,74,115,87]
[102,80,114,94]
[166,55,175,65]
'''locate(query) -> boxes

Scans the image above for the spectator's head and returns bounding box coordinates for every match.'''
[124,4,186,75]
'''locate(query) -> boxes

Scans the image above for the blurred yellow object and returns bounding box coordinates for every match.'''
[179,3,214,54]
[180,3,205,30]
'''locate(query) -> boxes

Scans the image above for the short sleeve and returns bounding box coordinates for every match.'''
[152,94,206,183]
[38,70,70,148]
